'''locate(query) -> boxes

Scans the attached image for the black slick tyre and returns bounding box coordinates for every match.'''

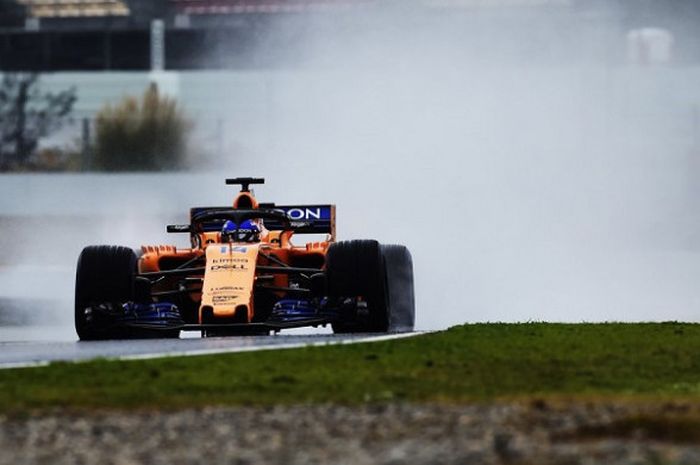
[327,240,389,333]
[74,245,137,340]
[380,244,415,332]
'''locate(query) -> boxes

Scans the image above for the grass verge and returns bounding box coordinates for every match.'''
[2,323,700,412]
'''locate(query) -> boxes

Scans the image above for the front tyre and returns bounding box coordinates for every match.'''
[75,245,137,340]
[380,244,415,332]
[327,240,389,333]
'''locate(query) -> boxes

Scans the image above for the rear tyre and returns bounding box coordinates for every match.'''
[75,245,137,341]
[381,244,415,332]
[327,240,389,333]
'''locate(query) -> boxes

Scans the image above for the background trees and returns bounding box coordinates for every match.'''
[94,83,191,171]
[0,73,76,170]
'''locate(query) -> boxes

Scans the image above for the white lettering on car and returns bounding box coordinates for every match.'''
[286,208,321,220]
[210,264,247,271]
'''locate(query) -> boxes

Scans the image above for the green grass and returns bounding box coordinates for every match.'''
[3,323,700,412]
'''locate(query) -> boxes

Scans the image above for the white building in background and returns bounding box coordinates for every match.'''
[627,28,674,66]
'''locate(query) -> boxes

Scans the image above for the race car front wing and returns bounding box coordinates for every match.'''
[83,298,368,336]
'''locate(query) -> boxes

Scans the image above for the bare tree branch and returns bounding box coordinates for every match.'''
[0,73,76,170]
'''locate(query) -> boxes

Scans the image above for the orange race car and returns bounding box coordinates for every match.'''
[74,178,415,340]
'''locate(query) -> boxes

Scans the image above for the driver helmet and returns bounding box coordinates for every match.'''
[221,219,261,243]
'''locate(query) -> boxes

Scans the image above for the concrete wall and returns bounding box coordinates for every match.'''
[31,68,700,160]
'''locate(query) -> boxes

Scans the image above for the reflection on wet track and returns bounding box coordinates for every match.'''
[0,296,419,369]
[0,284,421,370]
[0,332,420,369]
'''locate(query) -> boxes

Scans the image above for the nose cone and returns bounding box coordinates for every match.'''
[199,243,259,323]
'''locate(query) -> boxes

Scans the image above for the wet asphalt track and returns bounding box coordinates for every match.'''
[0,297,422,369]
[0,332,421,369]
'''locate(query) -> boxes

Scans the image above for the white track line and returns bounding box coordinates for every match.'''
[0,332,426,370]
[0,361,50,370]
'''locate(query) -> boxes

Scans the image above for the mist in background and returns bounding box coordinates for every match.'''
[2,1,700,340]
[211,2,700,325]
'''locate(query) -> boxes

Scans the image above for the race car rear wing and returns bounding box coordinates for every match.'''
[187,205,336,240]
